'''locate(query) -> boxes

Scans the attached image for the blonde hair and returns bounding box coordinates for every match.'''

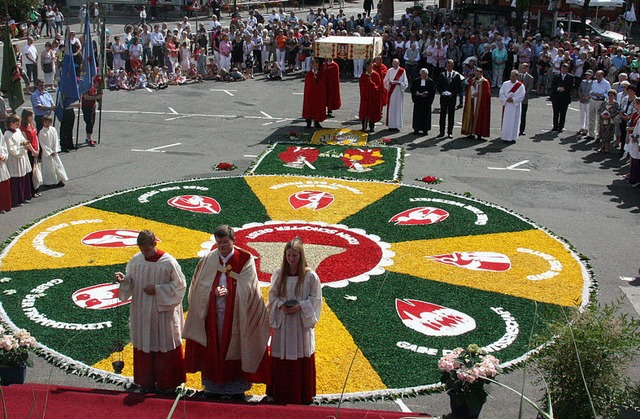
[276,237,310,298]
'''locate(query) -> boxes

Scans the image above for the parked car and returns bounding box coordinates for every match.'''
[541,18,625,45]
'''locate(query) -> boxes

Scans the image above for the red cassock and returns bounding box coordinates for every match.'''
[359,71,383,123]
[0,180,11,212]
[302,70,327,122]
[461,77,492,138]
[322,61,342,111]
[373,63,388,106]
[184,249,271,385]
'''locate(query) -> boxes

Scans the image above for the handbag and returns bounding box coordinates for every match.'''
[43,62,53,73]
[298,53,307,62]
[32,160,42,190]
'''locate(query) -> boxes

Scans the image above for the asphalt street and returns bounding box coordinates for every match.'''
[1,4,639,417]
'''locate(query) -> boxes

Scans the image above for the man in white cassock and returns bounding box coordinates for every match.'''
[115,230,187,393]
[384,58,409,130]
[499,69,526,143]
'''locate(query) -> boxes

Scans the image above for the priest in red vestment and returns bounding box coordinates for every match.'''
[373,56,388,106]
[322,58,341,117]
[461,67,491,140]
[115,230,187,393]
[183,225,271,399]
[302,59,327,129]
[359,61,383,132]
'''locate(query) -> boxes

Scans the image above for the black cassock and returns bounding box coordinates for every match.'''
[410,77,436,133]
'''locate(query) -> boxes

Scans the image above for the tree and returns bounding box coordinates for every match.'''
[1,0,42,23]
[381,0,394,26]
[580,0,591,36]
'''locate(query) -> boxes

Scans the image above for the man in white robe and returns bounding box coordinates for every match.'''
[383,58,409,130]
[115,230,187,393]
[499,70,526,143]
[183,224,270,399]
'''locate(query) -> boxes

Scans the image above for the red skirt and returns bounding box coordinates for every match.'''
[0,179,11,212]
[630,157,640,184]
[267,354,316,404]
[133,345,185,392]
[10,174,31,206]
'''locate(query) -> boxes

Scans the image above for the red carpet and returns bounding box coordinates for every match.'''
[0,384,431,418]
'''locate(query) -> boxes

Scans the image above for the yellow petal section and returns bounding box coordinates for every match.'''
[0,206,212,272]
[388,229,586,307]
[315,298,386,394]
[244,176,397,224]
[92,289,385,395]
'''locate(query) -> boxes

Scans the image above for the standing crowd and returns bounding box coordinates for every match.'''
[5,3,640,218]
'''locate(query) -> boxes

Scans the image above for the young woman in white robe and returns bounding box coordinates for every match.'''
[267,237,322,404]
[37,116,68,187]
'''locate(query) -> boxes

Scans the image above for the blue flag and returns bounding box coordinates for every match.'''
[78,10,96,95]
[55,34,80,122]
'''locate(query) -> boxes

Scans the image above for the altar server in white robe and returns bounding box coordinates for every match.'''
[115,230,187,393]
[268,237,322,405]
[37,115,68,187]
[383,58,409,130]
[499,70,526,142]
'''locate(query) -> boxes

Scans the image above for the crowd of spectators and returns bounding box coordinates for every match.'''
[6,3,640,198]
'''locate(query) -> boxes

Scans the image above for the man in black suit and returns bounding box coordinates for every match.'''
[550,63,574,132]
[410,68,436,135]
[518,63,535,136]
[436,59,463,138]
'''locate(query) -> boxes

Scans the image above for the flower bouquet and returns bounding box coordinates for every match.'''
[419,175,444,184]
[212,162,237,171]
[438,344,500,418]
[0,326,36,368]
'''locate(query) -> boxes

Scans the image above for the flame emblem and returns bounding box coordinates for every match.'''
[396,299,476,337]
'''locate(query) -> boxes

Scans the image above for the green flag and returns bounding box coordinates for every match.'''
[1,24,25,111]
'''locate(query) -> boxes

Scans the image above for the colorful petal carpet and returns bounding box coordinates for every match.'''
[0,132,592,408]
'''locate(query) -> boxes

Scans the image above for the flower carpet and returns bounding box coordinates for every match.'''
[247,142,404,182]
[0,152,592,401]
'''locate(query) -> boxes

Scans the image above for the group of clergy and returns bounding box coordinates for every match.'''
[460,67,528,143]
[384,59,527,142]
[115,225,321,405]
[303,55,528,142]
[417,63,527,142]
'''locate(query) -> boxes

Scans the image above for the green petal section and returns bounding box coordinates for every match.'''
[340,186,534,243]
[87,178,270,233]
[0,259,200,366]
[322,271,562,389]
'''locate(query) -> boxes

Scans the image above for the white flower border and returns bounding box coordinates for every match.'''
[198,220,395,288]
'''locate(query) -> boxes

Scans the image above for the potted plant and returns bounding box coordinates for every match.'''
[533,301,640,418]
[0,326,36,385]
[438,344,500,419]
